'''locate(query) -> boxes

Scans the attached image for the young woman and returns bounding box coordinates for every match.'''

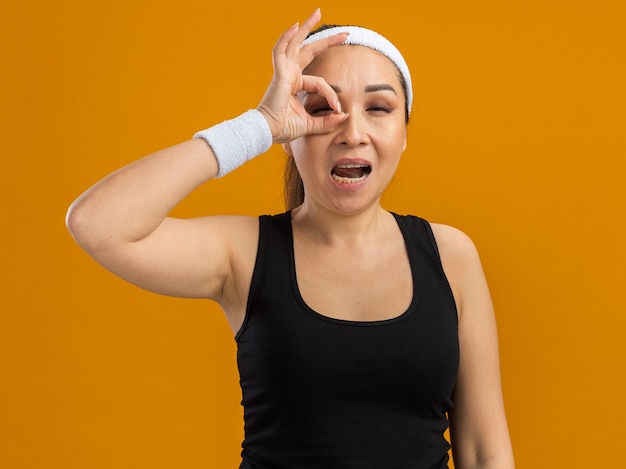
[67,9,514,469]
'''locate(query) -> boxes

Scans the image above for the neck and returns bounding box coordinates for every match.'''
[291,200,390,246]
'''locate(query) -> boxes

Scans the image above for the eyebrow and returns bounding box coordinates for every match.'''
[330,84,398,95]
[365,84,397,94]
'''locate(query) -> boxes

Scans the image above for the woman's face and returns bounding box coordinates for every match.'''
[286,44,408,215]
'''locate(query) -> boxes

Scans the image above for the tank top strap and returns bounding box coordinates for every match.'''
[391,212,443,263]
[236,212,292,340]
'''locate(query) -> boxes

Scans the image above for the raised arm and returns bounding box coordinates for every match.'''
[66,138,233,299]
[432,224,515,469]
[65,10,348,317]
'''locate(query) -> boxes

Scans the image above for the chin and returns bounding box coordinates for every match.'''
[326,194,383,216]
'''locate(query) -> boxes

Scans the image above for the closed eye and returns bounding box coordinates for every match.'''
[303,93,334,116]
[307,106,334,116]
[367,106,392,113]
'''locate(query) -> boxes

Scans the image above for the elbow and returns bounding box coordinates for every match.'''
[65,199,88,244]
[65,197,104,252]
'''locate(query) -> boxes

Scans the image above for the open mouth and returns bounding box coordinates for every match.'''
[331,164,372,184]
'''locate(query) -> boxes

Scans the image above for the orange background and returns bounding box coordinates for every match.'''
[2,1,625,467]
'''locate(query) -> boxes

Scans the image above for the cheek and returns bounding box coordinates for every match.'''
[393,122,407,150]
[289,140,308,172]
[289,136,325,168]
[289,139,313,179]
[378,123,407,153]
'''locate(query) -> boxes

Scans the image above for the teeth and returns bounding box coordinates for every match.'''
[331,173,368,184]
[331,163,371,184]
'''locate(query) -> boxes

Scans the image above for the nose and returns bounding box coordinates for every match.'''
[334,110,370,148]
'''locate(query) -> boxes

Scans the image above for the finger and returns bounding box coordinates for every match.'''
[308,111,350,135]
[301,75,343,113]
[273,21,300,58]
[285,8,321,57]
[298,32,349,69]
[296,8,322,40]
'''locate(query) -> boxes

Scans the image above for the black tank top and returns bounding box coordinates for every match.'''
[236,212,459,469]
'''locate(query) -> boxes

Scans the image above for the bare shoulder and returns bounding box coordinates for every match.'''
[115,213,261,302]
[428,223,488,319]
[193,214,260,282]
[199,214,261,332]
[164,214,260,266]
[214,214,261,274]
[429,223,481,266]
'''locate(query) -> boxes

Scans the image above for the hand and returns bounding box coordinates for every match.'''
[257,9,349,144]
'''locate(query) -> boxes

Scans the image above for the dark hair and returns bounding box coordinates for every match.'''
[284,25,410,211]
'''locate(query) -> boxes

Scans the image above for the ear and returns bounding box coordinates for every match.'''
[402,128,407,152]
[282,141,293,156]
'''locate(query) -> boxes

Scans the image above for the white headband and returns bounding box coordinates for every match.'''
[302,26,413,115]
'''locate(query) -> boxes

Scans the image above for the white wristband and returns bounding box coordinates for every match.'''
[193,109,273,177]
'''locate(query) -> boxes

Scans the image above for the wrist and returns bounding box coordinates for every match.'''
[193,109,272,177]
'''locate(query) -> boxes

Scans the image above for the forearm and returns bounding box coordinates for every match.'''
[66,138,217,251]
